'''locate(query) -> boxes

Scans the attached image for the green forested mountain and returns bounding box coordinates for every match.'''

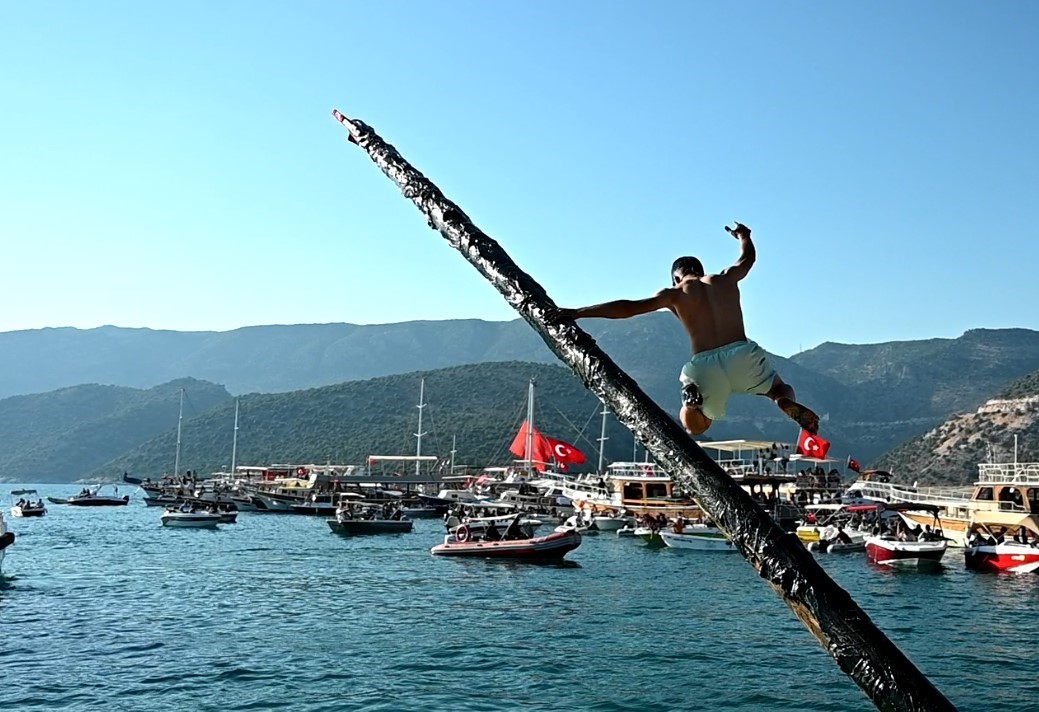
[92,362,651,481]
[4,320,1039,473]
[0,378,231,482]
[872,367,1039,485]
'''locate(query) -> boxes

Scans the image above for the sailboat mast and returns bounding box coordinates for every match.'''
[173,388,184,478]
[525,378,535,471]
[415,378,426,476]
[597,404,609,473]
[230,398,240,475]
[450,434,457,474]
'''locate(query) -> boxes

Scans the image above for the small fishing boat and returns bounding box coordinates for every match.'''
[964,521,1039,573]
[432,514,581,560]
[160,506,221,529]
[865,503,947,569]
[659,523,734,552]
[0,512,14,574]
[10,490,47,518]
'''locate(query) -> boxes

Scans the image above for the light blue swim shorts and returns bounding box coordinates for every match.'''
[679,340,776,421]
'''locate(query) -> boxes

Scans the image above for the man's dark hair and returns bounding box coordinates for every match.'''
[671,256,705,280]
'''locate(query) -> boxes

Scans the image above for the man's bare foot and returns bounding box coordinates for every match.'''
[777,398,819,434]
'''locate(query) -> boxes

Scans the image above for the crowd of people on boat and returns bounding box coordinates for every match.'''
[14,496,44,509]
[871,517,945,542]
[966,525,1039,548]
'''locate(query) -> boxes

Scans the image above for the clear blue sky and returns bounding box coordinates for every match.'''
[2,2,1036,356]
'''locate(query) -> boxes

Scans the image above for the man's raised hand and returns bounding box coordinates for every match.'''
[725,222,752,240]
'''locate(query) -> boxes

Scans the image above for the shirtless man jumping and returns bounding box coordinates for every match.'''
[556,222,819,436]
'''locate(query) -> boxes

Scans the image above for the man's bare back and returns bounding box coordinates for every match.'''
[669,273,748,354]
[557,222,819,436]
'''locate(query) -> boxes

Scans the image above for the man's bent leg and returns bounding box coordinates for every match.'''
[680,405,712,435]
[765,376,820,434]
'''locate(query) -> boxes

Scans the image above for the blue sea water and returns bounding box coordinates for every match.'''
[1,484,1034,711]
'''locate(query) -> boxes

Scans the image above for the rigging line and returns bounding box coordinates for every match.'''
[486,387,530,467]
[552,403,606,455]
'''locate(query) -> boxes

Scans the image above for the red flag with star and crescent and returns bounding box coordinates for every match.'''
[509,421,586,472]
[797,430,831,459]
[546,436,586,471]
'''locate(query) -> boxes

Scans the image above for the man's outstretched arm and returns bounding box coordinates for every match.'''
[559,288,677,320]
[722,222,756,282]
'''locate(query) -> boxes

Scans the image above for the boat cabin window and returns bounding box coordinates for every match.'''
[975,487,993,501]
[645,482,670,499]
[623,482,644,500]
[1027,489,1039,512]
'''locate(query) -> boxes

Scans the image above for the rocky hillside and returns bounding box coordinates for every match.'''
[872,368,1039,485]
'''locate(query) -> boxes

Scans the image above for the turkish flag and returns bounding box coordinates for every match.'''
[846,456,861,473]
[546,437,586,466]
[509,421,554,471]
[797,430,831,459]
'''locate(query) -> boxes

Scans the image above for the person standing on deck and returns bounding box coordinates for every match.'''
[555,222,819,436]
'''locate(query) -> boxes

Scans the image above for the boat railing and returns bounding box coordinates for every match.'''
[969,499,1030,514]
[977,462,1039,485]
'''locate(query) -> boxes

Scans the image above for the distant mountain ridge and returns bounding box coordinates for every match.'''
[4,320,1039,470]
[0,378,231,482]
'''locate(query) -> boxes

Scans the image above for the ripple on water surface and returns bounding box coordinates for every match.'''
[2,486,1038,711]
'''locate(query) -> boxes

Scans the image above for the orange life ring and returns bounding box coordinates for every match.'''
[296,467,308,477]
[455,524,470,543]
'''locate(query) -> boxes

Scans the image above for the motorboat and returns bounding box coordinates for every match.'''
[592,512,634,531]
[63,485,130,507]
[10,490,47,518]
[0,512,13,575]
[964,521,1039,573]
[865,503,947,568]
[553,515,599,536]
[807,526,867,554]
[431,514,581,560]
[659,523,735,552]
[327,501,413,535]
[633,526,665,547]
[616,524,637,537]
[160,506,221,528]
[327,517,413,535]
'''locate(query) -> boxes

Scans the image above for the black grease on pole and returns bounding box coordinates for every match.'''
[331,109,957,712]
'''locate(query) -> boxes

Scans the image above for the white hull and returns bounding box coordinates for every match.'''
[660,529,734,551]
[592,516,632,531]
[161,512,221,528]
